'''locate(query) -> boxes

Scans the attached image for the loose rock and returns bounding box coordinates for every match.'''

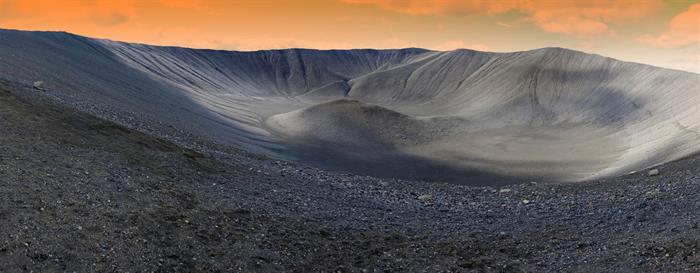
[417,194,433,202]
[33,81,45,90]
[648,169,660,176]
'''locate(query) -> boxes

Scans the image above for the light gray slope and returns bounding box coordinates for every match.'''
[0,29,278,153]
[1,29,698,184]
[334,47,700,181]
[0,29,431,154]
[96,39,434,152]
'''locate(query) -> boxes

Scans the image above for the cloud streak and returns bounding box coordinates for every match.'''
[343,0,517,15]
[159,0,207,10]
[0,0,137,27]
[343,0,664,37]
[90,11,129,27]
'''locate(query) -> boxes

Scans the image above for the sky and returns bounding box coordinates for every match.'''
[0,0,698,72]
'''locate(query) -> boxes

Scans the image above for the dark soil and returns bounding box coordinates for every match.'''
[0,85,699,272]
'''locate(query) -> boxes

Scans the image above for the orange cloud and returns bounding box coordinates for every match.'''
[343,0,664,37]
[90,11,129,27]
[0,0,136,27]
[159,0,206,10]
[527,0,663,37]
[639,3,700,48]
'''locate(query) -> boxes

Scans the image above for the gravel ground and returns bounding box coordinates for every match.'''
[0,82,699,272]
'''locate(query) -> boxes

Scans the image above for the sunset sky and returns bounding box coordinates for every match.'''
[0,0,698,72]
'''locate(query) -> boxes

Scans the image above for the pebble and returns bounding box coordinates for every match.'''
[33,81,45,90]
[417,194,433,202]
[648,169,660,176]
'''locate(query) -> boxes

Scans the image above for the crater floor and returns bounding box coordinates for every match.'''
[266,99,628,184]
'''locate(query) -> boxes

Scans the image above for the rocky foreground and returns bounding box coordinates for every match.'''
[0,82,698,272]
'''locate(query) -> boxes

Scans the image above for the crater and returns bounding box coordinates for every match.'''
[2,29,698,185]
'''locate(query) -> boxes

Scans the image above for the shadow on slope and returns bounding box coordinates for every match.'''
[281,141,527,186]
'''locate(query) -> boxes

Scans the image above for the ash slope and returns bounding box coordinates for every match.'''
[1,29,698,184]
